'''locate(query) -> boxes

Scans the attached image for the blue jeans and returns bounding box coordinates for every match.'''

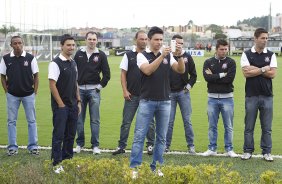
[6,93,38,151]
[130,99,171,171]
[76,89,100,148]
[166,90,194,148]
[118,95,155,149]
[51,105,78,166]
[243,96,273,154]
[207,97,234,152]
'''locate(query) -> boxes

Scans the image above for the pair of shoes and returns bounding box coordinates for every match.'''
[112,147,125,155]
[241,152,252,160]
[202,149,217,156]
[93,147,101,155]
[165,147,169,153]
[226,150,238,158]
[29,149,40,155]
[153,169,164,177]
[7,149,18,156]
[263,153,274,162]
[53,165,64,174]
[188,147,196,155]
[147,145,153,155]
[131,170,138,179]
[73,145,82,153]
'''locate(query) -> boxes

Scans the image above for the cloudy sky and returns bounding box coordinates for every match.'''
[0,0,281,30]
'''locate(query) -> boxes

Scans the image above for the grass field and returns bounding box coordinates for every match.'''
[0,53,282,155]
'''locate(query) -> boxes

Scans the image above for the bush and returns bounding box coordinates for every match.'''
[1,158,282,183]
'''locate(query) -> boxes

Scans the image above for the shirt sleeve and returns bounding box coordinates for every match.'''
[0,58,6,75]
[31,57,39,74]
[137,53,148,68]
[270,53,278,68]
[119,54,129,71]
[240,52,250,68]
[169,53,177,67]
[48,62,60,81]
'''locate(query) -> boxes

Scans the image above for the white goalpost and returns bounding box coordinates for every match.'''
[0,32,53,62]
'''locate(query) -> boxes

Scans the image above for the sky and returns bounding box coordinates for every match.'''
[0,0,281,30]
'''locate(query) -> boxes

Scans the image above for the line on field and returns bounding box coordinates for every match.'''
[1,145,282,159]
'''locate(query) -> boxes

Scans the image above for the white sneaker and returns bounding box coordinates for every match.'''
[73,145,82,153]
[53,165,64,174]
[131,170,138,179]
[154,169,164,177]
[202,149,217,156]
[263,153,274,162]
[226,150,238,158]
[93,147,101,154]
[241,152,252,160]
[188,147,196,155]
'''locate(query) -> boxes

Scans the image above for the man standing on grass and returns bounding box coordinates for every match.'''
[202,39,237,158]
[130,26,185,178]
[48,34,81,173]
[165,34,197,154]
[241,28,277,161]
[113,30,155,156]
[0,35,39,156]
[73,31,111,155]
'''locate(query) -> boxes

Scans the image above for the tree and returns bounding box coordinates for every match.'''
[206,24,223,34]
[237,16,269,30]
[0,25,19,38]
[214,33,227,40]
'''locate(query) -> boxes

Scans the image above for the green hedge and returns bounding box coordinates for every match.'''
[0,158,281,184]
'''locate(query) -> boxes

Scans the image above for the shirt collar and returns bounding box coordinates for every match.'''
[80,47,99,54]
[145,47,162,55]
[59,53,73,61]
[251,46,267,53]
[10,50,26,57]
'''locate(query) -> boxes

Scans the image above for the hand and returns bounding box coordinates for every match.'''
[205,68,212,75]
[58,103,65,108]
[123,90,131,101]
[161,46,171,57]
[77,102,81,115]
[263,66,271,72]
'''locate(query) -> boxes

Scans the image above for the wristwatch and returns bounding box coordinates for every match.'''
[175,54,184,60]
[261,67,266,73]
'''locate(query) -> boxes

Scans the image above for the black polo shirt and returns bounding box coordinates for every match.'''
[48,54,78,109]
[241,47,277,97]
[0,51,38,97]
[137,50,175,101]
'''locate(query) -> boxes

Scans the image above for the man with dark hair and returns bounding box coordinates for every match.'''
[240,28,277,161]
[202,39,237,157]
[165,34,197,154]
[48,34,81,173]
[0,35,39,156]
[73,31,111,155]
[113,30,155,156]
[130,26,185,178]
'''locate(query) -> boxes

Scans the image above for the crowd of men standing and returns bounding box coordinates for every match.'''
[0,27,277,175]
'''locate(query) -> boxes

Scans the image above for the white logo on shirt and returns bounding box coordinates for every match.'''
[24,61,28,66]
[265,57,270,62]
[163,58,168,64]
[64,68,67,70]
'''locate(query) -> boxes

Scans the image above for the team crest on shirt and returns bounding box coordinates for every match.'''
[93,56,99,62]
[24,61,28,66]
[183,57,188,63]
[265,56,270,63]
[222,63,227,69]
[163,58,168,64]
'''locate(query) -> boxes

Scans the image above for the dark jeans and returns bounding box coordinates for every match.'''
[51,105,78,166]
[118,95,155,149]
[243,96,273,154]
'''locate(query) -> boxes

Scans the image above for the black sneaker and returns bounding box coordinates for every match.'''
[165,147,169,153]
[147,145,153,155]
[112,147,125,155]
[30,149,40,155]
[7,149,18,156]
